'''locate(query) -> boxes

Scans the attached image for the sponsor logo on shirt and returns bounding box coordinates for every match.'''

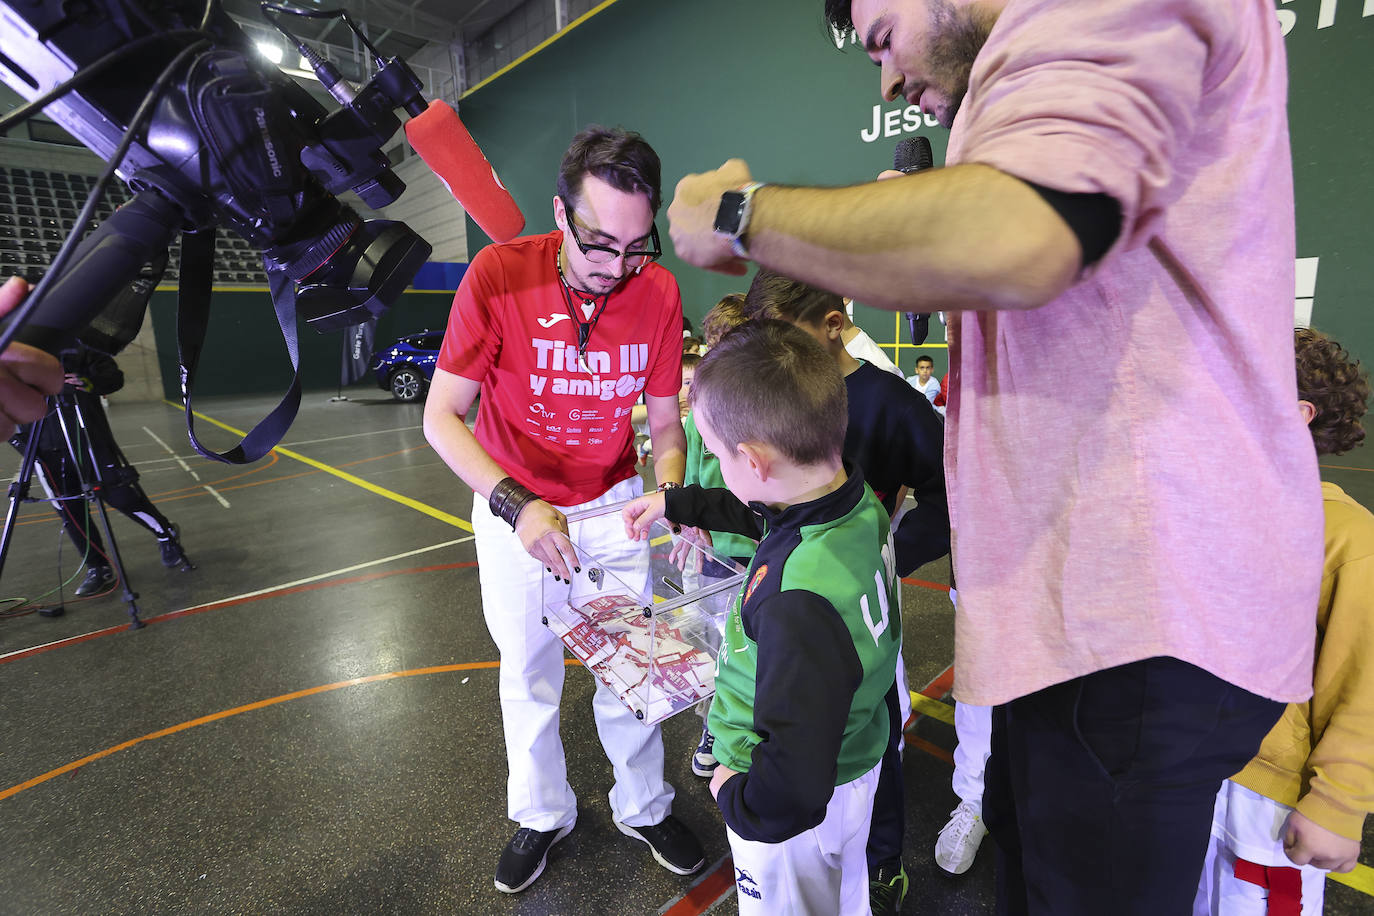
[744,565,768,604]
[735,867,762,900]
[530,402,555,418]
[536,313,572,328]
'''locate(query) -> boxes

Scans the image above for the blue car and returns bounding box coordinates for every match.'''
[372,330,443,401]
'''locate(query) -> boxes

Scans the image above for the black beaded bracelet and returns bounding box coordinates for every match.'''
[489,476,539,529]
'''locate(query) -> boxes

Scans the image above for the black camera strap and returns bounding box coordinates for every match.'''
[175,228,303,464]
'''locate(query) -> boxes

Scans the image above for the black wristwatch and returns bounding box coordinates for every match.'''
[713,182,765,257]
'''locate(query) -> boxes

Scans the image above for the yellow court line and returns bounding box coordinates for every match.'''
[909,690,955,725]
[1330,863,1374,894]
[164,401,473,532]
[464,0,623,97]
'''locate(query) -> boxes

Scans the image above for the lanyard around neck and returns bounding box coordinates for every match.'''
[556,254,609,371]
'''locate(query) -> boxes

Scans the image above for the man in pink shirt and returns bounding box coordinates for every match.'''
[665,0,1323,912]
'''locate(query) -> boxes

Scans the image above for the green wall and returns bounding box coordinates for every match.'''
[458,0,1373,378]
[148,288,456,401]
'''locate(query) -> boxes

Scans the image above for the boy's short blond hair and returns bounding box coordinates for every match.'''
[701,293,748,349]
[690,319,846,468]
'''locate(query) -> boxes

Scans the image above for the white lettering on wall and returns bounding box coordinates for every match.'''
[860,103,941,143]
[1277,0,1372,34]
[1295,256,1319,329]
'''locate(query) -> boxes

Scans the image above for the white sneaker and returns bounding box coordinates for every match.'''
[934,800,987,875]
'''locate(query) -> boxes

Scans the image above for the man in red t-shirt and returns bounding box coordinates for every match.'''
[424,127,704,894]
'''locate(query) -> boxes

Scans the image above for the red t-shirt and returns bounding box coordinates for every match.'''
[437,231,683,506]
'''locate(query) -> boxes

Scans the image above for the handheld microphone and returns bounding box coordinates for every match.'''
[404,100,526,243]
[895,136,934,345]
[894,136,934,174]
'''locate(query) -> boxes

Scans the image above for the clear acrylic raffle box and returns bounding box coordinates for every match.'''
[541,497,748,725]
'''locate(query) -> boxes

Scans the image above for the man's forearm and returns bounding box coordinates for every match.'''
[648,418,687,487]
[422,408,513,501]
[746,165,1080,313]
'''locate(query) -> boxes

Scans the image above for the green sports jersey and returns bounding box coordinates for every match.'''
[667,468,900,842]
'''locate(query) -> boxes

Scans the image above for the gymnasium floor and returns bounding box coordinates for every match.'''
[0,391,1370,915]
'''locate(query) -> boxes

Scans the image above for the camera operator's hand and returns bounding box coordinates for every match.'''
[0,277,64,429]
[516,499,579,581]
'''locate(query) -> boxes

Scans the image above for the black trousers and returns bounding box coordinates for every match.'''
[22,396,173,562]
[984,656,1285,915]
[866,680,905,869]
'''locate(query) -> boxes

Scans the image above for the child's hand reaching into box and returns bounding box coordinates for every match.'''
[623,491,668,540]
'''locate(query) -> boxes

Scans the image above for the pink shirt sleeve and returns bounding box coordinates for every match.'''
[954,0,1244,262]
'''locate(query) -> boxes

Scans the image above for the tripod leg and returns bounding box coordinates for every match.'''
[0,416,49,584]
[54,397,143,629]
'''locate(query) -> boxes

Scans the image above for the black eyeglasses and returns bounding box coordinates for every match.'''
[561,198,662,267]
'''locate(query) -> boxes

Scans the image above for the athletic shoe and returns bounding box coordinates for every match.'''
[691,726,717,777]
[494,823,573,894]
[934,800,988,875]
[74,565,115,596]
[615,815,705,875]
[869,860,909,914]
[158,524,190,568]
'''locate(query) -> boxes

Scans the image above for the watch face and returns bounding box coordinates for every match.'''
[714,191,746,236]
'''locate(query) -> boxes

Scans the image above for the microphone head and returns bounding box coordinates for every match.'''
[405,100,525,242]
[894,136,934,174]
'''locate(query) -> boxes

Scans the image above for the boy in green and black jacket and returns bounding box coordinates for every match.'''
[624,320,899,915]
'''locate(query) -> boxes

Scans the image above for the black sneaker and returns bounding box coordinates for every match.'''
[615,815,705,875]
[158,524,191,569]
[74,565,115,597]
[869,860,908,914]
[494,824,573,894]
[691,726,717,777]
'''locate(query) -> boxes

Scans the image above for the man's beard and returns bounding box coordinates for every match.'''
[927,1,997,128]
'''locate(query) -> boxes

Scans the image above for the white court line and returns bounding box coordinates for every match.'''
[279,425,423,449]
[173,536,477,613]
[0,536,476,662]
[143,426,198,480]
[202,485,231,508]
[135,425,428,467]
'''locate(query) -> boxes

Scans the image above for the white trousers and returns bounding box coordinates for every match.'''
[727,761,881,916]
[1193,781,1327,916]
[947,589,992,808]
[472,476,674,832]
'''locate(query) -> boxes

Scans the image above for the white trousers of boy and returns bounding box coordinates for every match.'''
[727,760,881,916]
[472,476,674,833]
[1192,781,1328,916]
[947,588,993,808]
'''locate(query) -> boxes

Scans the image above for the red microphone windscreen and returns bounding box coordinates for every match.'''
[404,100,525,243]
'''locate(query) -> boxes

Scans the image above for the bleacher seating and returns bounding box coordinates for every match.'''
[0,164,268,286]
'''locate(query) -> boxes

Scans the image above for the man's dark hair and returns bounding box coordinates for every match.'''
[557,125,662,214]
[915,354,934,367]
[1295,328,1370,456]
[824,0,854,35]
[690,319,847,468]
[744,267,844,328]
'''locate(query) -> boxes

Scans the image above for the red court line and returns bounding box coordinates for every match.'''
[908,735,955,765]
[901,576,950,592]
[920,664,955,700]
[0,561,479,666]
[661,855,736,916]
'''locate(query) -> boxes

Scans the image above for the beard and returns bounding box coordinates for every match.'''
[926,1,997,128]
